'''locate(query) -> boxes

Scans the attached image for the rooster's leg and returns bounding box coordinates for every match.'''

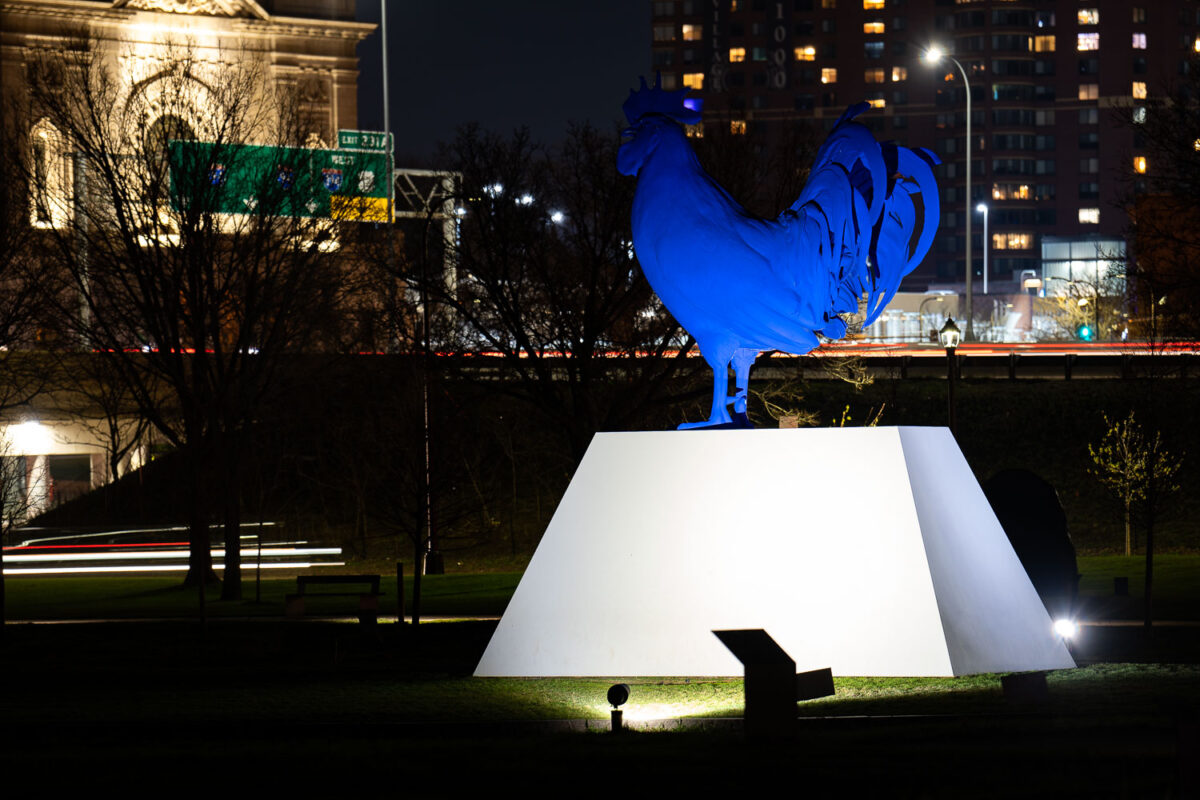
[678,345,735,429]
[730,348,759,425]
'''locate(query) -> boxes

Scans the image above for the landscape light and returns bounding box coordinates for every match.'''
[517,194,534,206]
[550,210,565,224]
[607,683,630,733]
[1053,619,1078,639]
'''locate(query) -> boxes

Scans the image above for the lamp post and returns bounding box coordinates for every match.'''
[939,317,961,436]
[976,202,988,296]
[924,46,974,341]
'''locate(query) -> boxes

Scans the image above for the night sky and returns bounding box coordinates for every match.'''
[355,0,649,165]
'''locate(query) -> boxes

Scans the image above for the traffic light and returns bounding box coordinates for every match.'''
[1076,324,1094,341]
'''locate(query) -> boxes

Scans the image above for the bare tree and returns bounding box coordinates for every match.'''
[19,36,362,601]
[396,123,698,465]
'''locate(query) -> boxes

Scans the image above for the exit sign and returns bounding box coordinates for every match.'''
[338,129,392,152]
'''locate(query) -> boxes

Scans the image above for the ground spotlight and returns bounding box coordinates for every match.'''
[1053,618,1078,639]
[607,683,630,733]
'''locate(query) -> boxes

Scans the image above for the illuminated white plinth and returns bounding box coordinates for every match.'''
[475,427,1075,677]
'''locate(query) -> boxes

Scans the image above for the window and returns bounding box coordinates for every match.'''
[993,233,1032,250]
[867,97,886,109]
[1033,35,1055,52]
[864,41,885,58]
[1077,9,1099,25]
[685,123,703,138]
[1077,33,1099,51]
[29,119,72,228]
[821,0,835,7]
[730,119,747,135]
[1133,106,1146,124]
[1133,7,1146,24]
[729,47,746,62]
[682,72,704,89]
[653,1,675,16]
[1078,84,1099,100]
[795,46,816,61]
[752,47,767,61]
[1132,81,1147,99]
[1079,208,1100,224]
[893,17,906,31]
[822,68,838,84]
[863,21,885,34]
[1079,182,1099,199]
[865,68,885,83]
[681,24,702,41]
[1079,108,1098,125]
[660,73,678,89]
[653,25,675,41]
[1132,33,1147,49]
[1080,157,1100,173]
[1134,156,1147,173]
[892,66,908,81]
[863,0,884,8]
[1079,132,1099,149]
[992,183,1031,201]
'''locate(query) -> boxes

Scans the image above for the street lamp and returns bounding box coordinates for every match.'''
[924,45,974,341]
[938,317,961,436]
[976,202,989,296]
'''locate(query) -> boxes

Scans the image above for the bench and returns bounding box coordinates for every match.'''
[285,574,382,624]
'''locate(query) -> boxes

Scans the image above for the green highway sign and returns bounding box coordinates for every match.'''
[169,140,393,222]
[337,129,392,152]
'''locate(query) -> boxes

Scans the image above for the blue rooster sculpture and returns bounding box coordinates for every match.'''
[618,76,941,428]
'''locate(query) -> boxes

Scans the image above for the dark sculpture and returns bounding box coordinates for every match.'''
[982,469,1079,621]
[618,77,940,428]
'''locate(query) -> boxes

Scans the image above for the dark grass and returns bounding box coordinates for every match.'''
[1,619,1196,795]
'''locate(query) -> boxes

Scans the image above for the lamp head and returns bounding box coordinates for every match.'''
[607,683,631,708]
[976,202,988,213]
[923,45,945,65]
[938,317,961,350]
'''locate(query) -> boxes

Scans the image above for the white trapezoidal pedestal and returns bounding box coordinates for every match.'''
[475,427,1075,677]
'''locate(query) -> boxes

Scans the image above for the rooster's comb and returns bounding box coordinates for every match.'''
[623,73,703,125]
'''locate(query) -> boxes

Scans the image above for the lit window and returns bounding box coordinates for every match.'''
[1078,84,1099,100]
[1132,81,1147,99]
[1133,106,1146,124]
[991,184,1032,201]
[863,21,885,34]
[867,97,886,109]
[1194,37,1200,53]
[993,233,1032,250]
[1133,8,1146,24]
[1078,9,1099,25]
[863,0,884,8]
[660,73,678,90]
[1134,156,1147,173]
[29,119,72,229]
[892,66,908,82]
[653,25,675,42]
[685,122,704,138]
[1077,33,1099,51]
[682,72,704,89]
[1079,208,1100,224]
[1132,33,1146,49]
[1193,138,1200,151]
[730,0,738,9]
[682,24,702,41]
[821,0,835,7]
[795,46,816,61]
[864,68,884,83]
[730,119,747,135]
[822,68,838,84]
[1033,35,1056,52]
[729,47,746,62]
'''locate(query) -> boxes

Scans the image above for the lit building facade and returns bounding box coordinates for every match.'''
[0,1,374,515]
[648,0,1195,291]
